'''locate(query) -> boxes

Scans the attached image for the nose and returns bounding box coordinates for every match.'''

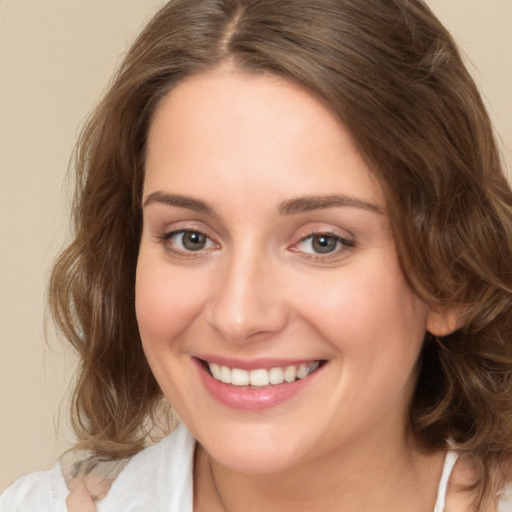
[207,247,288,344]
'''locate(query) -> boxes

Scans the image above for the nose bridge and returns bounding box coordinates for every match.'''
[208,241,287,343]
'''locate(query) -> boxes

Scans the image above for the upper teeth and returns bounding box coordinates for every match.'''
[207,361,320,387]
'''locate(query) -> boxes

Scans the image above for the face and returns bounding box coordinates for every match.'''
[136,69,431,474]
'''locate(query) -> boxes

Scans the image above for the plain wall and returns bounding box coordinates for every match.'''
[0,0,163,490]
[1,0,511,491]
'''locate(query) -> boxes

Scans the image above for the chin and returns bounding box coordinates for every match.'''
[196,423,308,474]
[210,444,298,474]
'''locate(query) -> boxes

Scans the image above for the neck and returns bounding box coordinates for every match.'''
[194,428,445,512]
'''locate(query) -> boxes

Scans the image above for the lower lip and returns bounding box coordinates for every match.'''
[194,359,323,411]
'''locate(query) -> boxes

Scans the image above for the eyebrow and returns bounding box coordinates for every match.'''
[143,191,384,216]
[277,195,384,215]
[143,192,215,215]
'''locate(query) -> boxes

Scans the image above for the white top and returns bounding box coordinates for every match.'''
[2,423,511,512]
[433,451,459,512]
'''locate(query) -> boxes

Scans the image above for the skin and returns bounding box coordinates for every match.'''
[134,68,461,512]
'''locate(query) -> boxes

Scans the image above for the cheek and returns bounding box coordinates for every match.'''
[297,256,428,357]
[135,254,205,344]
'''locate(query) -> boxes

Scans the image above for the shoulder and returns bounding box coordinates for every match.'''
[1,423,196,512]
[1,463,69,512]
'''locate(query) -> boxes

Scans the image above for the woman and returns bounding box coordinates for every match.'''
[2,0,512,511]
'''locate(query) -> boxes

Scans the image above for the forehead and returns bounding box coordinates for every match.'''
[144,69,385,209]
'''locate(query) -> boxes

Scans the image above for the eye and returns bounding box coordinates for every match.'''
[163,230,216,253]
[292,232,354,257]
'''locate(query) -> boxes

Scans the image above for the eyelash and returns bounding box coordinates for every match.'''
[157,229,218,258]
[291,231,355,261]
[156,228,355,261]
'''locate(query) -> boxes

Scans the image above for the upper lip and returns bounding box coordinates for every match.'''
[193,355,324,371]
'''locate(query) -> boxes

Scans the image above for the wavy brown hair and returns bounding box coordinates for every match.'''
[49,0,512,507]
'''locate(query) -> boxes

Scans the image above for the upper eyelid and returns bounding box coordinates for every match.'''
[163,227,208,238]
[293,224,355,242]
[290,233,356,262]
[156,220,215,237]
[152,221,216,244]
[151,218,355,246]
[298,230,348,242]
[162,227,217,245]
[168,230,215,244]
[293,232,355,249]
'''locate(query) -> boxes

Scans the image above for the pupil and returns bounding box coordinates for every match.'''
[312,235,337,254]
[183,231,206,251]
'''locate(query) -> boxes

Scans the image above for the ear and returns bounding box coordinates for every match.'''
[426,307,462,337]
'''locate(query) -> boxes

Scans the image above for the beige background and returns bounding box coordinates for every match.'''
[1,0,511,491]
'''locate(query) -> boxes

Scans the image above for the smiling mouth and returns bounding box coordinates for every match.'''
[199,360,325,388]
